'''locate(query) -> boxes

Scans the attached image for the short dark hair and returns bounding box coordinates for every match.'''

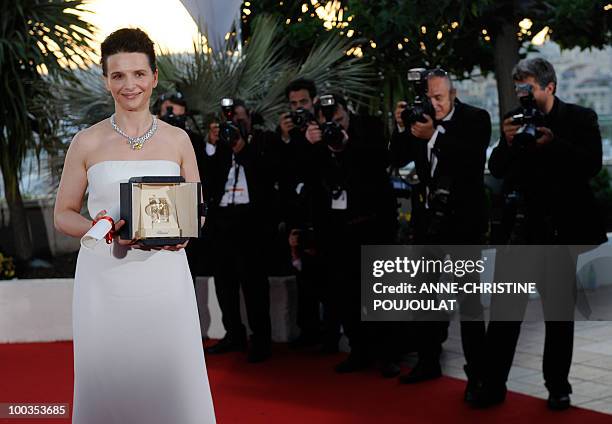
[233,98,249,113]
[512,58,557,93]
[285,78,317,100]
[158,91,186,107]
[100,28,156,77]
[153,91,186,115]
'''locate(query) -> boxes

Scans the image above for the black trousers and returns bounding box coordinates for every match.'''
[413,244,486,373]
[413,306,486,374]
[483,321,573,394]
[321,239,399,361]
[482,246,578,394]
[210,205,271,345]
[295,253,341,344]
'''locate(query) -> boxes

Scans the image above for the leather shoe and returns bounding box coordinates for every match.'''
[380,361,401,378]
[334,354,372,373]
[547,393,571,411]
[469,384,507,408]
[464,379,481,403]
[399,361,442,384]
[463,364,481,403]
[205,337,247,355]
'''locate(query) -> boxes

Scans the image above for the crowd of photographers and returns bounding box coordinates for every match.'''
[154,57,606,410]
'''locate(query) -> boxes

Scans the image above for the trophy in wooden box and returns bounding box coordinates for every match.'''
[120,176,203,246]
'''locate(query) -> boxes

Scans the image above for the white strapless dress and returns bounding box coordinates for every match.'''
[72,160,216,424]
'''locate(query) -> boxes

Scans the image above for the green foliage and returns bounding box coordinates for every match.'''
[0,0,96,166]
[246,0,611,122]
[66,15,375,132]
[60,67,113,128]
[548,1,611,49]
[0,0,95,261]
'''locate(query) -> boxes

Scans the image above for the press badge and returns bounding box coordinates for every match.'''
[331,190,348,210]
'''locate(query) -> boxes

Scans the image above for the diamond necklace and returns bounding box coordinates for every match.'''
[110,114,158,150]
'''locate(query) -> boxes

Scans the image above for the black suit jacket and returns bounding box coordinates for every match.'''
[390,99,491,243]
[489,97,606,245]
[271,128,313,229]
[200,128,278,223]
[305,114,398,248]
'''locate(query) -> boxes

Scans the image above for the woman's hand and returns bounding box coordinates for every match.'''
[93,210,134,246]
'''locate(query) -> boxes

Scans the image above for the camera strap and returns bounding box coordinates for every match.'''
[231,155,240,204]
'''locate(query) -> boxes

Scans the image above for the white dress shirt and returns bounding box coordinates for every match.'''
[206,143,250,206]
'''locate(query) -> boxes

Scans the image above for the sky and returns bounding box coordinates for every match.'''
[83,0,200,53]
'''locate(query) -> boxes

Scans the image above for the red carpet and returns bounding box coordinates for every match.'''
[1,342,611,423]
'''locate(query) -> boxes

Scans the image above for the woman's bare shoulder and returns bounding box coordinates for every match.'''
[156,119,190,143]
[155,120,193,159]
[71,118,111,150]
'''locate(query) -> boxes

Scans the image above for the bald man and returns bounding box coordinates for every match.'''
[389,69,491,401]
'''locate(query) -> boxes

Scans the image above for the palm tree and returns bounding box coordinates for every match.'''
[0,0,95,263]
[64,15,375,133]
[158,15,376,129]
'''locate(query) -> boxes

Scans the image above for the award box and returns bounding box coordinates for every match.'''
[119,176,202,246]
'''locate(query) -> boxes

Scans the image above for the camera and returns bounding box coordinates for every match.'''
[511,84,544,149]
[218,98,242,147]
[160,105,187,129]
[290,107,315,131]
[401,68,435,126]
[318,94,345,150]
[426,177,452,241]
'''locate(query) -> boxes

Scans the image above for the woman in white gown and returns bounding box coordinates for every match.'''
[53,28,216,424]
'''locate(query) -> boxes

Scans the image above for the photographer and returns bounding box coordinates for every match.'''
[389,69,490,395]
[156,91,207,182]
[202,98,278,363]
[157,91,188,129]
[304,93,398,376]
[477,58,607,410]
[276,79,340,352]
[155,92,208,278]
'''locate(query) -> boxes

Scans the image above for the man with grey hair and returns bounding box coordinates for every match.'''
[390,68,491,395]
[476,57,607,410]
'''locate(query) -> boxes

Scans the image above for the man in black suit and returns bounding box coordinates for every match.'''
[389,69,490,394]
[202,99,277,363]
[154,92,208,279]
[276,79,341,352]
[475,57,607,410]
[304,93,398,375]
